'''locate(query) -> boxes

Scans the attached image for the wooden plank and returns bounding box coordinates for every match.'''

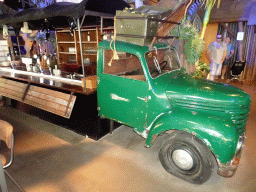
[5,79,27,88]
[157,1,188,36]
[0,78,25,101]
[65,92,74,116]
[0,92,22,101]
[24,95,67,112]
[1,83,25,93]
[26,90,70,106]
[0,77,76,118]
[64,93,76,118]
[29,85,71,101]
[219,23,236,38]
[0,87,24,96]
[0,87,24,99]
[24,87,77,118]
[66,96,76,117]
[24,100,66,117]
[0,79,26,96]
[0,90,23,101]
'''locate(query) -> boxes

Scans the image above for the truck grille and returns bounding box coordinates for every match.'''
[229,107,250,131]
[172,98,250,133]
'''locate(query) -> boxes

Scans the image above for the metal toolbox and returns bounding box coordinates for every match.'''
[115,10,159,46]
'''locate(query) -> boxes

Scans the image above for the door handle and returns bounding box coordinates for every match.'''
[142,97,147,102]
[138,96,148,102]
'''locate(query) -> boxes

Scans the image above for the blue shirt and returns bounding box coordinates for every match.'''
[226,43,234,57]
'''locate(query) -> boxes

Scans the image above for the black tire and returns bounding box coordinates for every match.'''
[159,131,214,184]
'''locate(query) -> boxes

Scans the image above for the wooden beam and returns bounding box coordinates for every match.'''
[158,1,189,36]
[219,23,236,38]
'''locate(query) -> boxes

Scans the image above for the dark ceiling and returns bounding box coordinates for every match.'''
[2,0,130,14]
[3,0,35,10]
[0,0,130,29]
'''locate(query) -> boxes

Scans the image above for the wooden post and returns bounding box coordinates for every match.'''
[220,23,236,39]
[77,18,86,92]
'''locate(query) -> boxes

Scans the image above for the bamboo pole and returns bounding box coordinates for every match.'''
[200,4,213,39]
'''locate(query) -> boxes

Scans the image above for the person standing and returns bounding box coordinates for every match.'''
[221,36,235,79]
[207,34,227,81]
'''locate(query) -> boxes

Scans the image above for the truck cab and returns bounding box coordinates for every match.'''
[97,40,251,184]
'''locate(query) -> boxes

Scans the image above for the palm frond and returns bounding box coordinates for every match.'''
[184,37,205,64]
[171,22,205,65]
[192,60,210,79]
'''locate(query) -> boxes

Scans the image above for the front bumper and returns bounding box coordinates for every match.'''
[217,133,246,177]
[217,157,240,177]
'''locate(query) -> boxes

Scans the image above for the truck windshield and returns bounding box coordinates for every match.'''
[145,48,180,78]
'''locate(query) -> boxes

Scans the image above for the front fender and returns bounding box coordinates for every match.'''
[145,110,239,164]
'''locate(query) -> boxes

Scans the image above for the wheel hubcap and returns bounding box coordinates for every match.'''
[172,149,194,170]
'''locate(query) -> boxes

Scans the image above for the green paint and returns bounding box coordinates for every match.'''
[97,40,251,164]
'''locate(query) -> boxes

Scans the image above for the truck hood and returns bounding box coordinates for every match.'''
[164,71,251,111]
[162,71,251,133]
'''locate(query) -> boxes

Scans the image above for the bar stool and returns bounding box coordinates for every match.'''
[0,120,25,192]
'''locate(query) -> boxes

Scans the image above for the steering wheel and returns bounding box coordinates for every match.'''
[151,61,168,77]
[160,61,167,71]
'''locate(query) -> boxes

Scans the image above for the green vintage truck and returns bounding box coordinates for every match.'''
[96,39,251,184]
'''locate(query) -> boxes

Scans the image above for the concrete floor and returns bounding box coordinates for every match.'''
[0,80,256,192]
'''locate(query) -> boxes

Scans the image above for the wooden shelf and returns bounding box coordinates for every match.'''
[8,36,26,60]
[56,30,71,33]
[58,41,75,44]
[80,41,97,44]
[59,52,76,54]
[0,40,9,65]
[56,26,103,75]
[80,28,97,32]
[83,53,97,56]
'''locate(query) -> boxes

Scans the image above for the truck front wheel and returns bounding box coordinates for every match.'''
[159,131,214,184]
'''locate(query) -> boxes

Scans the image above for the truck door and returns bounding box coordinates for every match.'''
[98,49,148,130]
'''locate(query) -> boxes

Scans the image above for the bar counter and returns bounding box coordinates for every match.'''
[0,67,96,95]
[0,67,119,140]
